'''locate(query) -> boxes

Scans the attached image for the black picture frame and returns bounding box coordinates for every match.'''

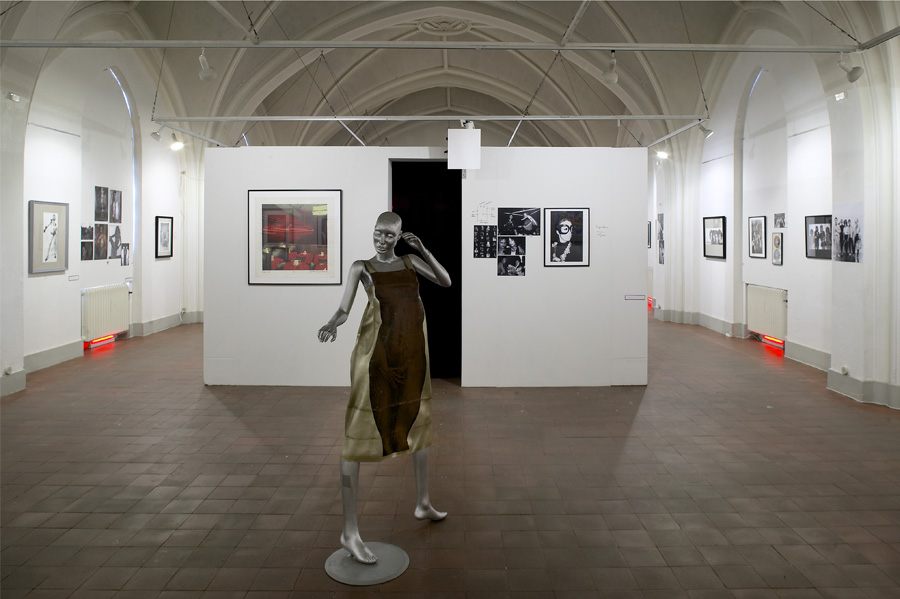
[544,208,589,266]
[805,214,832,259]
[772,232,783,265]
[748,215,766,258]
[155,215,174,259]
[702,216,726,259]
[248,189,342,285]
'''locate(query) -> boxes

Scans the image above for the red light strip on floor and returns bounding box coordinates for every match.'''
[762,335,784,348]
[85,334,116,349]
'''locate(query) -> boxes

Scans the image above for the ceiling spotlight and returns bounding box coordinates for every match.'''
[699,125,714,139]
[838,53,864,83]
[656,149,669,160]
[198,48,218,82]
[169,133,184,151]
[150,126,163,141]
[600,51,618,85]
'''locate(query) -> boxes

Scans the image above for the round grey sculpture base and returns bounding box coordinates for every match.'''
[324,542,409,586]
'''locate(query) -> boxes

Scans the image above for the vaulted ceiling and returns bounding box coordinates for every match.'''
[7,1,889,149]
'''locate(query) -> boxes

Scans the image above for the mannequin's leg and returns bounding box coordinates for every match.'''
[339,459,377,563]
[412,448,447,521]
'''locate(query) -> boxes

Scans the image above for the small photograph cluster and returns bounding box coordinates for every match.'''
[473,225,497,258]
[84,186,128,265]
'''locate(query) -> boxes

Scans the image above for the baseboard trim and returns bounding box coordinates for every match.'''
[785,341,830,371]
[1,370,26,397]
[660,309,700,326]
[25,340,84,374]
[827,371,900,410]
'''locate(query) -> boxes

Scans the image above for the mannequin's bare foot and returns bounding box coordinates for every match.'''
[340,533,377,564]
[414,504,447,521]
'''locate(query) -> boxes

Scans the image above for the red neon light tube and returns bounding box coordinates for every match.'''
[762,335,784,347]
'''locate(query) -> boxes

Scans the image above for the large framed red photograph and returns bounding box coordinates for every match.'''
[248,189,342,285]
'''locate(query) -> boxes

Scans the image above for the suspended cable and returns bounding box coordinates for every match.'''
[508,51,561,147]
[559,53,641,147]
[150,1,176,122]
[679,2,710,119]
[239,0,260,41]
[320,51,372,145]
[802,1,860,44]
[0,1,24,18]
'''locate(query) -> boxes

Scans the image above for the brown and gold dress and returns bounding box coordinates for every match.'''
[342,255,432,461]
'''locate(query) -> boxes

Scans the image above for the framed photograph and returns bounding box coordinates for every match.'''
[155,216,173,259]
[498,207,540,236]
[748,215,766,258]
[28,201,69,274]
[772,232,783,265]
[248,189,342,285]
[703,216,726,259]
[544,208,589,267]
[657,214,665,265]
[647,221,652,248]
[832,203,862,263]
[474,225,497,258]
[94,186,108,222]
[805,214,832,259]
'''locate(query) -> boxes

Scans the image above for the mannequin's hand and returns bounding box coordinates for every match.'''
[318,324,337,343]
[401,232,426,254]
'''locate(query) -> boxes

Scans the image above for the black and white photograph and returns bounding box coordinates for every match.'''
[544,208,589,267]
[81,241,93,261]
[774,212,786,228]
[473,225,497,258]
[772,232,783,266]
[805,214,832,259]
[81,224,93,241]
[657,214,665,265]
[497,255,525,276]
[28,201,69,274]
[498,207,540,236]
[156,215,173,259]
[94,186,109,222]
[94,223,108,260]
[121,243,130,266]
[703,216,726,259]
[498,236,526,256]
[109,225,123,260]
[110,189,123,224]
[647,221,652,248]
[832,203,862,263]
[748,215,766,258]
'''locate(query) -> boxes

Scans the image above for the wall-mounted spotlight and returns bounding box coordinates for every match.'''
[169,133,184,151]
[838,53,864,83]
[599,51,618,85]
[150,126,164,141]
[699,125,714,139]
[656,149,669,160]
[198,48,218,82]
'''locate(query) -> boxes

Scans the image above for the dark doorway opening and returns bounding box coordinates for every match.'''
[391,161,462,380]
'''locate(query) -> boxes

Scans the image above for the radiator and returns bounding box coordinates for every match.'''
[747,284,787,339]
[81,283,130,341]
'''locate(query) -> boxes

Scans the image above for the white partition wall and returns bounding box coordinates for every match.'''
[204,146,648,387]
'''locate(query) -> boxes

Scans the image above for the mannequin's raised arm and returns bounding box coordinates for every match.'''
[317,261,365,342]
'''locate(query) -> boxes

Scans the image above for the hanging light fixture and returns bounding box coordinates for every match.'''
[837,53,864,83]
[169,133,184,151]
[699,124,714,139]
[198,47,218,82]
[150,126,164,141]
[599,51,618,85]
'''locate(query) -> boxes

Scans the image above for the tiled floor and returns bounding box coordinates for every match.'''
[2,317,899,598]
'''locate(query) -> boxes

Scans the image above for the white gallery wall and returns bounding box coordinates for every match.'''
[19,44,187,372]
[204,146,648,387]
